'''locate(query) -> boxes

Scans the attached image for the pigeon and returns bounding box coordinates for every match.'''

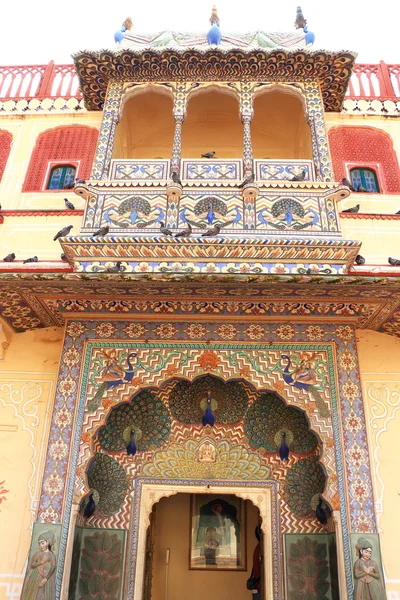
[53,225,73,241]
[171,172,182,186]
[174,223,192,238]
[291,170,306,182]
[64,198,75,210]
[92,225,109,237]
[75,178,86,184]
[62,182,74,190]
[315,496,328,525]
[342,178,356,192]
[342,204,360,213]
[3,253,15,262]
[83,492,96,519]
[160,221,173,236]
[279,431,290,462]
[396,210,400,215]
[357,185,367,192]
[23,256,38,263]
[355,255,365,265]
[60,253,68,262]
[201,152,215,158]
[107,261,123,273]
[126,430,137,456]
[388,257,400,266]
[201,224,221,237]
[238,173,255,188]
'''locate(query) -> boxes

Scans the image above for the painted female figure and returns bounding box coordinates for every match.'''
[21,530,57,600]
[353,537,386,600]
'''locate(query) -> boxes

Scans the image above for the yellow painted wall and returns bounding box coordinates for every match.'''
[151,494,259,600]
[357,329,400,600]
[0,325,63,600]
[252,91,312,159]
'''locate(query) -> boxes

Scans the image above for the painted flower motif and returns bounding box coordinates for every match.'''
[275,324,296,340]
[3,305,32,317]
[95,322,115,338]
[166,364,179,376]
[44,473,63,497]
[271,264,289,274]
[67,322,86,339]
[354,514,373,533]
[155,323,177,339]
[217,324,237,340]
[102,397,114,410]
[339,351,357,372]
[272,380,285,394]
[41,507,60,523]
[130,376,144,387]
[49,438,68,461]
[345,411,362,433]
[198,351,220,370]
[185,324,207,339]
[245,324,265,340]
[12,317,41,330]
[342,380,359,401]
[335,325,354,341]
[348,444,366,465]
[351,478,369,501]
[63,347,80,367]
[305,325,325,341]
[125,323,145,338]
[134,262,152,273]
[239,365,251,377]
[58,376,76,398]
[203,263,219,273]
[81,432,91,444]
[54,406,73,429]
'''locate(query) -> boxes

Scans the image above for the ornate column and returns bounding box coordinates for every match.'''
[90,80,124,180]
[170,115,184,176]
[305,80,334,182]
[240,88,259,228]
[166,83,188,229]
[60,502,80,600]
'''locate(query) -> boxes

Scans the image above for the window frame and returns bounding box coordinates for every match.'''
[43,160,80,192]
[345,161,383,193]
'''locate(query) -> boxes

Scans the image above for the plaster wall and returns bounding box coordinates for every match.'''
[150,493,259,600]
[0,326,63,600]
[357,329,400,600]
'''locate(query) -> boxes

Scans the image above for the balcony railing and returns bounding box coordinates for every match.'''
[0,61,399,103]
[108,158,315,183]
[0,62,81,100]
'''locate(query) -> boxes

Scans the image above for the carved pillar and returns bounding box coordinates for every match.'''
[242,114,254,178]
[170,115,184,176]
[305,81,334,182]
[90,80,124,180]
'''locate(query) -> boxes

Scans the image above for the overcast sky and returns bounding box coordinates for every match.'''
[0,0,399,65]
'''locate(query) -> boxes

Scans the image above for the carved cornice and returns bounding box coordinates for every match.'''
[72,49,356,112]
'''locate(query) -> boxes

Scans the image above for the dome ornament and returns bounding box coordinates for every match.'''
[207,5,222,46]
[114,17,133,45]
[294,6,315,46]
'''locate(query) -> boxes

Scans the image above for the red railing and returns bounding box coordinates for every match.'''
[0,62,82,100]
[346,61,400,100]
[1,61,399,102]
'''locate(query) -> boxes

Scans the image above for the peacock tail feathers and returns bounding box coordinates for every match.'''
[271,198,305,219]
[87,382,109,413]
[194,196,228,217]
[284,456,326,517]
[118,196,151,216]
[309,386,330,418]
[86,453,127,516]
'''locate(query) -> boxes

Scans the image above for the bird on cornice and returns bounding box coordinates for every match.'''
[291,170,306,182]
[172,171,182,186]
[238,173,255,188]
[174,222,193,238]
[114,17,133,44]
[342,177,356,192]
[355,255,365,265]
[3,253,15,262]
[160,221,173,236]
[53,225,73,241]
[388,257,400,266]
[64,198,75,210]
[342,204,360,213]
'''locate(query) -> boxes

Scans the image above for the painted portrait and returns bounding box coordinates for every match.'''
[21,525,60,600]
[190,494,246,570]
[351,534,386,600]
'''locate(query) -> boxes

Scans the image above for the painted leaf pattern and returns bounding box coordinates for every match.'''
[287,537,330,600]
[79,531,122,600]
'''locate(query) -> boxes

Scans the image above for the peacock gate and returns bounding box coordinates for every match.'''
[1,6,400,600]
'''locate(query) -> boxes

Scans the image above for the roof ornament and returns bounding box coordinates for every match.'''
[114,17,133,45]
[294,6,315,46]
[207,5,222,45]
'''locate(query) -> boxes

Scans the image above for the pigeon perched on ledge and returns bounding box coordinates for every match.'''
[342,178,356,192]
[291,170,306,182]
[23,256,38,263]
[175,223,192,238]
[201,152,215,158]
[54,225,73,241]
[92,226,110,237]
[388,257,400,266]
[3,253,15,262]
[202,224,221,237]
[160,221,173,236]
[342,204,360,213]
[171,172,182,186]
[238,173,255,188]
[355,255,365,265]
[64,198,75,210]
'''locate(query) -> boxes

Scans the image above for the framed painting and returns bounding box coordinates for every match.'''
[189,494,246,570]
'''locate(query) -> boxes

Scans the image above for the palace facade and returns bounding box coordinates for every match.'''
[1,14,400,600]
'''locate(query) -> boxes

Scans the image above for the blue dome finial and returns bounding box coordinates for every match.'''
[114,17,133,45]
[207,5,222,45]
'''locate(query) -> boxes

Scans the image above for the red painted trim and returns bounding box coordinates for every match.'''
[348,268,400,277]
[0,210,83,217]
[340,212,400,219]
[0,264,73,273]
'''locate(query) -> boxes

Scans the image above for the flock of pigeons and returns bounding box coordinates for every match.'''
[2,168,400,268]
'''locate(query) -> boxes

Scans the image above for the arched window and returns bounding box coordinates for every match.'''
[47,165,76,190]
[350,168,380,193]
[0,130,12,183]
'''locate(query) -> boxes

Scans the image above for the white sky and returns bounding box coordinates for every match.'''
[0,0,399,65]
